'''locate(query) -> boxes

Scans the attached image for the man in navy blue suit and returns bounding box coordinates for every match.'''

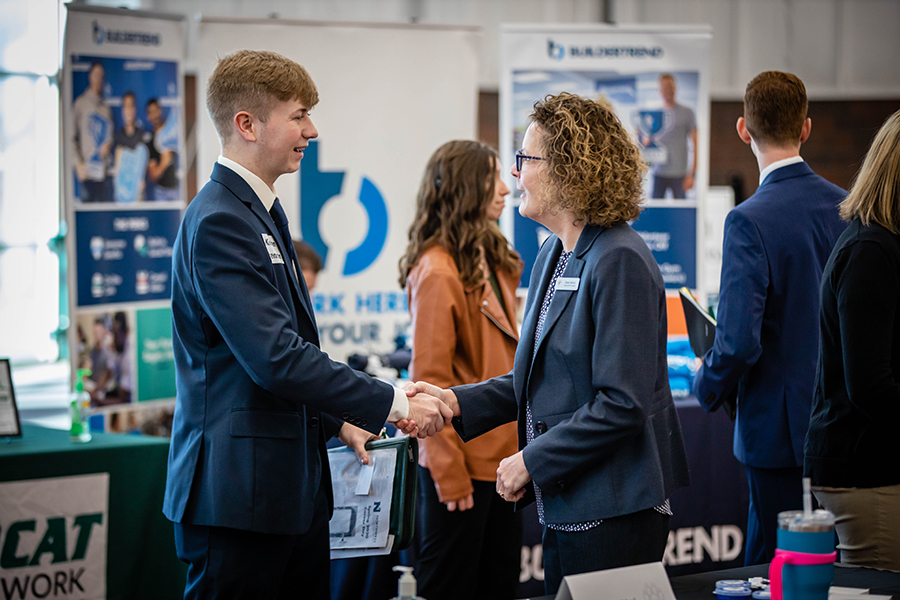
[693,71,847,565]
[163,49,450,600]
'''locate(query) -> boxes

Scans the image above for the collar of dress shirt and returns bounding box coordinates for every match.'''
[217,155,277,212]
[759,155,804,186]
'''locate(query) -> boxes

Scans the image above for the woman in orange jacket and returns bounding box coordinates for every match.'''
[399,140,523,600]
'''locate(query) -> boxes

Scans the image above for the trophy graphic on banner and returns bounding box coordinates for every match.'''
[633,109,669,165]
[86,112,112,181]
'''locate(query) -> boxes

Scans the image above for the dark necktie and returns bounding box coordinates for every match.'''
[269,199,313,315]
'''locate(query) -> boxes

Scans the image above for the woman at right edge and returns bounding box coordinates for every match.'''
[410,92,690,594]
[805,109,900,572]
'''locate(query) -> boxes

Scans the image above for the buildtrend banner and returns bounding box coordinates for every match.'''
[63,6,184,423]
[500,24,711,291]
[195,17,480,361]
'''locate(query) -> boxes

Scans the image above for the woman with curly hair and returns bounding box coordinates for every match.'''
[399,140,523,600]
[409,93,690,593]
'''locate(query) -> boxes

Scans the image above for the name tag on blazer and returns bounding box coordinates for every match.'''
[262,233,285,264]
[556,277,580,291]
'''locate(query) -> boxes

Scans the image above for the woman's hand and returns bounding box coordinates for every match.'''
[446,493,475,512]
[496,451,531,502]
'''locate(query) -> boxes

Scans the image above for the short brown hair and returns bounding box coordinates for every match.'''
[207,50,318,144]
[840,109,900,233]
[743,71,808,147]
[293,239,322,273]
[530,92,645,227]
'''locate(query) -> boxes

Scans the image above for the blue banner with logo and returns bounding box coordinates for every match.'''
[632,206,697,289]
[74,209,180,306]
[64,5,185,408]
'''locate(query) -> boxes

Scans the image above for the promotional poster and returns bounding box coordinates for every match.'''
[500,25,711,291]
[195,17,481,361]
[63,6,184,413]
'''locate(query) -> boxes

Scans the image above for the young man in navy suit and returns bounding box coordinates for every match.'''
[693,71,847,565]
[164,50,450,599]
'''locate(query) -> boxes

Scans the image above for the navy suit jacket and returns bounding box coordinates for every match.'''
[693,161,846,468]
[453,223,690,524]
[163,163,394,535]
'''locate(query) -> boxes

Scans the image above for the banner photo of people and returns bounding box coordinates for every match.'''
[63,6,184,426]
[69,55,180,205]
[500,25,711,292]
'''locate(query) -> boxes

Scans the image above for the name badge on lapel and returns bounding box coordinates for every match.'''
[262,233,285,264]
[556,277,580,291]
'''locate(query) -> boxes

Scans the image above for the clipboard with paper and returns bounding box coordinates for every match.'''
[327,435,418,558]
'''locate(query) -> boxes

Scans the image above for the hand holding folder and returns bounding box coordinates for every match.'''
[328,435,418,557]
[679,287,737,421]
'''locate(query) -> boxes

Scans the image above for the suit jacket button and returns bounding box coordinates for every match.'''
[535,421,547,435]
[342,412,350,419]
[309,416,319,427]
[360,420,368,427]
[558,481,565,490]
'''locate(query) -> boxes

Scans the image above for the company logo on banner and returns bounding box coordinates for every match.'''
[300,141,388,277]
[0,474,108,599]
[92,20,161,47]
[546,38,663,61]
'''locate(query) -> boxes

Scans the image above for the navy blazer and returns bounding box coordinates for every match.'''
[453,223,690,524]
[163,163,394,535]
[693,161,846,468]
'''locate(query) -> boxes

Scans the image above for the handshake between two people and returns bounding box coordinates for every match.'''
[337,381,458,467]
[395,381,459,438]
[396,381,532,505]
[340,381,532,503]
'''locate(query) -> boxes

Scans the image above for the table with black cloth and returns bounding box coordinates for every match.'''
[522,564,900,600]
[0,423,186,599]
[671,564,900,600]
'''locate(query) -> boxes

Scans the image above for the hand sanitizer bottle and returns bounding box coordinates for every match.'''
[70,369,92,443]
[390,566,425,600]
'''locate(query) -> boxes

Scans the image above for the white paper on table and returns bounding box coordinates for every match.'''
[328,447,396,550]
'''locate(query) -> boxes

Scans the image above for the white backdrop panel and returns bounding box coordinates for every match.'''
[196,19,480,360]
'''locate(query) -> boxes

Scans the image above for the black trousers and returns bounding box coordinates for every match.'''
[541,506,670,595]
[174,486,330,600]
[416,467,523,600]
[744,464,804,566]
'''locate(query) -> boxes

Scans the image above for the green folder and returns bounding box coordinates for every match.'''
[328,435,419,551]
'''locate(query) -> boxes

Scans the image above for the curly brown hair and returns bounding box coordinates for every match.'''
[530,92,645,226]
[398,140,520,289]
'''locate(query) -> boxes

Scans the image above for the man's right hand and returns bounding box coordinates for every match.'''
[404,390,453,439]
[407,381,460,417]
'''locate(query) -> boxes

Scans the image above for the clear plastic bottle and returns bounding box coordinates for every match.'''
[70,369,92,443]
[390,566,425,600]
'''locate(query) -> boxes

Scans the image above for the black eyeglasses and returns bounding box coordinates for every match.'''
[515,150,544,172]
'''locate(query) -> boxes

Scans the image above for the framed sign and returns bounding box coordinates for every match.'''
[0,359,22,437]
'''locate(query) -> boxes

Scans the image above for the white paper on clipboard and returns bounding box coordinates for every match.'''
[328,447,396,551]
